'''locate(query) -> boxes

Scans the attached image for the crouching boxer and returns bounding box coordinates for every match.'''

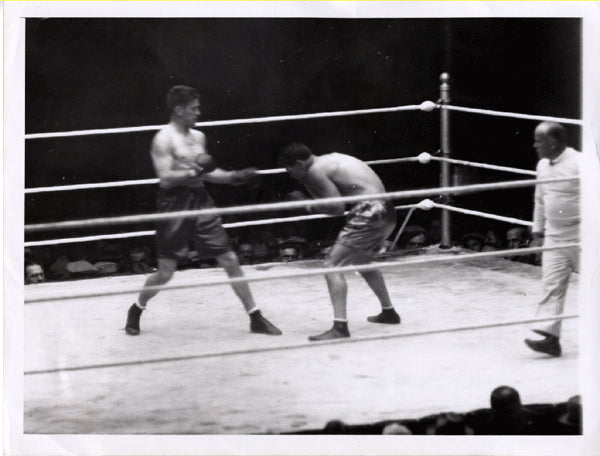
[278,142,401,341]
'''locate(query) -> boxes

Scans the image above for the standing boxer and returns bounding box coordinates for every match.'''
[125,85,281,337]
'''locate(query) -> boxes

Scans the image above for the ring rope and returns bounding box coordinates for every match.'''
[24,204,417,248]
[24,155,536,195]
[24,313,578,376]
[431,202,533,227]
[23,157,421,194]
[24,104,426,140]
[24,176,578,233]
[24,201,532,248]
[440,104,582,126]
[25,230,157,248]
[431,156,537,176]
[24,102,582,141]
[222,204,419,228]
[23,155,536,195]
[25,178,161,194]
[24,243,580,304]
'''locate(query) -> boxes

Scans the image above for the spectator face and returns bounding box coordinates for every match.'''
[25,264,45,284]
[129,249,146,262]
[407,233,427,249]
[239,243,254,259]
[279,248,298,262]
[485,230,501,248]
[465,238,483,252]
[506,229,524,249]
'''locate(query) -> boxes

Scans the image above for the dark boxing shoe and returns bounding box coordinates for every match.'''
[524,334,561,357]
[249,311,282,336]
[125,303,143,336]
[367,308,401,324]
[308,321,350,341]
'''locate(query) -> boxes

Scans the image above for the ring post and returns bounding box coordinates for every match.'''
[439,72,452,248]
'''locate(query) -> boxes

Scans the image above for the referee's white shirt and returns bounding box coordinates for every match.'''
[533,147,581,242]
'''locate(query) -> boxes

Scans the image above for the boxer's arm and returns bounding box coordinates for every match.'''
[201,168,238,183]
[202,167,260,186]
[304,171,345,215]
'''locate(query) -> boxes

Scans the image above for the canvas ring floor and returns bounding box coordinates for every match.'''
[23,250,580,435]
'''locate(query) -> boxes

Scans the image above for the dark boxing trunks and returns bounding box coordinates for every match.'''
[155,186,231,261]
[331,200,396,264]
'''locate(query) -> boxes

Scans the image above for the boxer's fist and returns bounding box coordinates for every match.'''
[231,167,261,186]
[193,154,217,174]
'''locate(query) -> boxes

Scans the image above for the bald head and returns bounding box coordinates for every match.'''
[536,122,567,144]
[534,122,567,160]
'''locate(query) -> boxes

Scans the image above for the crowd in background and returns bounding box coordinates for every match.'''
[24,217,540,285]
[284,386,582,435]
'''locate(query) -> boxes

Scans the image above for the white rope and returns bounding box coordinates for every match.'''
[24,204,417,247]
[24,231,157,248]
[23,154,536,195]
[24,243,580,304]
[432,203,533,227]
[24,157,420,194]
[23,154,538,196]
[430,156,537,176]
[24,104,424,140]
[24,178,161,194]
[24,101,581,140]
[25,124,166,140]
[440,104,583,126]
[24,176,578,233]
[24,312,578,375]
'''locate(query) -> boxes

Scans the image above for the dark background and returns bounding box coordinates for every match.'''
[25,18,581,246]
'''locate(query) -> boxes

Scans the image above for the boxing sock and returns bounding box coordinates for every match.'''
[333,319,349,332]
[248,308,262,320]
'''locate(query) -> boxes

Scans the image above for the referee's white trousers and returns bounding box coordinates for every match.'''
[533,237,579,338]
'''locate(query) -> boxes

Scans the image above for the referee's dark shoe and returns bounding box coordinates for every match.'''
[524,332,561,357]
[125,303,143,336]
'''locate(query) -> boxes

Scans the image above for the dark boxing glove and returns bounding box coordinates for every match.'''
[193,154,218,174]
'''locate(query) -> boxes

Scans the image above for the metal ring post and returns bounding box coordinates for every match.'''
[439,73,452,247]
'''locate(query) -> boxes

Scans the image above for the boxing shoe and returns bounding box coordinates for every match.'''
[367,308,401,324]
[125,303,143,335]
[308,321,350,341]
[524,333,561,357]
[249,310,282,335]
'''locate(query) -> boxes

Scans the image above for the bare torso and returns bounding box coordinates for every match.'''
[152,124,209,188]
[305,152,386,197]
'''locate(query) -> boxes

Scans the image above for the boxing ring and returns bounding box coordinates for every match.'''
[23,73,583,435]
